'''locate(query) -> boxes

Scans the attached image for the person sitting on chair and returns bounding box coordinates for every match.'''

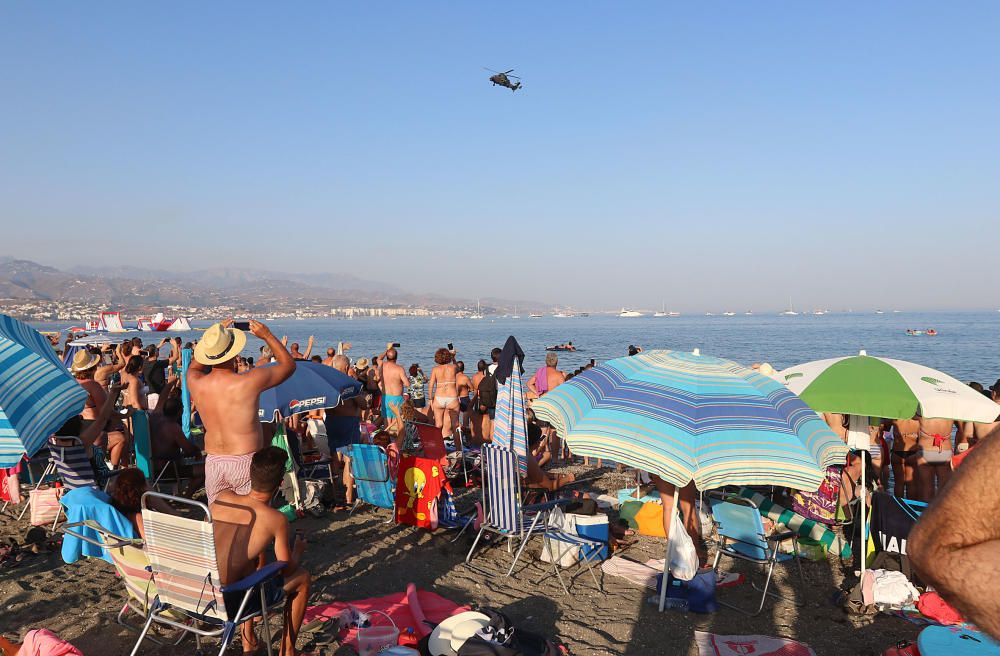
[211,447,312,656]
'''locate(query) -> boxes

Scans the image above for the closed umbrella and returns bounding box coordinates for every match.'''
[491,336,529,477]
[533,349,846,611]
[780,351,1000,576]
[257,361,363,420]
[0,314,89,467]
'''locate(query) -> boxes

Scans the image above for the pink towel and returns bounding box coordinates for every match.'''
[534,367,549,395]
[303,589,468,648]
[19,629,84,656]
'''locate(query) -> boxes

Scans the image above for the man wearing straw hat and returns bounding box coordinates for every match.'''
[188,320,296,504]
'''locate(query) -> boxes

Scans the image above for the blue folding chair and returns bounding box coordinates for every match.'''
[465,444,603,594]
[348,443,395,520]
[708,492,805,615]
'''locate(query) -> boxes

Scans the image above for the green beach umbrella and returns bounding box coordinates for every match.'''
[780,351,1000,422]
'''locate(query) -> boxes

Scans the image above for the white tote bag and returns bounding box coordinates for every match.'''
[540,507,580,567]
[668,510,698,581]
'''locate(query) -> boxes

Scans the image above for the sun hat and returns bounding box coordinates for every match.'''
[427,611,491,656]
[193,323,246,366]
[355,357,370,370]
[70,349,100,372]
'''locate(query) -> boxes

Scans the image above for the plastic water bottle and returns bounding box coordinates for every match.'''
[647,596,688,611]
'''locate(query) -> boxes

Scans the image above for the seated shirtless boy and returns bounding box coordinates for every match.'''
[211,447,311,656]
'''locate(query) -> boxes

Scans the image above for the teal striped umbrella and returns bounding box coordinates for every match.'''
[0,314,89,467]
[533,350,847,492]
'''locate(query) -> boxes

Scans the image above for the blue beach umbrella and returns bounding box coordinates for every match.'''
[533,349,846,491]
[533,349,847,612]
[491,336,529,477]
[257,361,363,420]
[0,314,89,467]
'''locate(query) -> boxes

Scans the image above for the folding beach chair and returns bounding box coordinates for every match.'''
[130,492,286,656]
[708,492,805,615]
[61,520,187,646]
[411,421,448,463]
[130,411,204,495]
[465,444,603,594]
[348,443,396,520]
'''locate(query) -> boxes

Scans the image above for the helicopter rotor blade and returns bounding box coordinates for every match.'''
[503,69,515,74]
[507,74,520,80]
[482,67,502,74]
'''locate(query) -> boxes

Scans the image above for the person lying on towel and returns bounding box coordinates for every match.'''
[211,447,312,656]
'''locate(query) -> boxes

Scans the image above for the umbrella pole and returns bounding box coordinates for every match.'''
[860,452,866,578]
[658,488,681,612]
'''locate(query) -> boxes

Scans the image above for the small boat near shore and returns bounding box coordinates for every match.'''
[619,308,644,318]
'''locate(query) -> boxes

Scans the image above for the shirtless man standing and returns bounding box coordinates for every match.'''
[325,354,366,508]
[288,337,314,361]
[455,361,473,433]
[211,447,311,656]
[322,347,337,367]
[188,320,295,504]
[378,345,409,428]
[529,352,567,462]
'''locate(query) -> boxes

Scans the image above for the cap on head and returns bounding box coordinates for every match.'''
[193,322,247,366]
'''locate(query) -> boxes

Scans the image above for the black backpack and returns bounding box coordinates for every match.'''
[478,372,498,411]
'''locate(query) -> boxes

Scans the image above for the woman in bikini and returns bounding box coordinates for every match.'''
[122,355,148,411]
[915,415,957,501]
[470,359,487,444]
[427,347,460,439]
[891,416,920,499]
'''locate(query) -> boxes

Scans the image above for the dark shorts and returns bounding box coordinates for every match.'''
[325,415,360,450]
[412,398,426,409]
[487,407,495,420]
[223,575,284,620]
[460,398,469,412]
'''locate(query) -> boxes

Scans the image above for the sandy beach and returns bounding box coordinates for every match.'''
[1,462,920,656]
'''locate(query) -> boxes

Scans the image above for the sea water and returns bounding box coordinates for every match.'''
[41,311,999,384]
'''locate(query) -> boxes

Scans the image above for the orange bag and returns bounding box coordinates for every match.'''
[634,501,667,537]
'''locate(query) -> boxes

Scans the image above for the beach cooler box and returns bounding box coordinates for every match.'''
[573,514,610,561]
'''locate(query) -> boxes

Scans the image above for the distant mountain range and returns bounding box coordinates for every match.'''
[0,257,550,313]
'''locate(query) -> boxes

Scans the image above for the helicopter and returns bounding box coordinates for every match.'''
[484,68,521,92]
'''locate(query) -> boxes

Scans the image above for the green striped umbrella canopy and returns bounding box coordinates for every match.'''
[780,351,1000,422]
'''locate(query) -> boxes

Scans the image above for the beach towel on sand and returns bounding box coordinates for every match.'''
[19,629,84,656]
[695,631,815,656]
[303,589,468,648]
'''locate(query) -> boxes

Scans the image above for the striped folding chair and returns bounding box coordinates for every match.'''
[348,443,396,519]
[18,437,108,526]
[130,492,286,656]
[61,520,186,646]
[465,444,604,593]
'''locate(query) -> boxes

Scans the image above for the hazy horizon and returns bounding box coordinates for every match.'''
[3,3,998,312]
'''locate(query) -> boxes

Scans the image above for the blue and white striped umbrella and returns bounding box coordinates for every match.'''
[491,337,529,477]
[533,349,847,492]
[0,314,89,467]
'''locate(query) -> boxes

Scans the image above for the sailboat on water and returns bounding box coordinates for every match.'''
[512,305,520,319]
[653,303,669,318]
[468,300,484,319]
[781,298,799,316]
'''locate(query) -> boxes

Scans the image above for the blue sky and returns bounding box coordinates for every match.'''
[2,3,998,311]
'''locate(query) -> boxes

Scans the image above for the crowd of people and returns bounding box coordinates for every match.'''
[38,326,1000,653]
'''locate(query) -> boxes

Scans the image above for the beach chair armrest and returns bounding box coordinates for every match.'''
[61,521,141,549]
[523,499,569,513]
[767,530,798,543]
[220,560,287,593]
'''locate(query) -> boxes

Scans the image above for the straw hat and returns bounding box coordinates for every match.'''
[193,322,246,366]
[354,357,370,370]
[70,349,100,372]
[427,611,491,656]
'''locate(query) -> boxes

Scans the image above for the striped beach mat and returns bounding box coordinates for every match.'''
[736,488,852,559]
